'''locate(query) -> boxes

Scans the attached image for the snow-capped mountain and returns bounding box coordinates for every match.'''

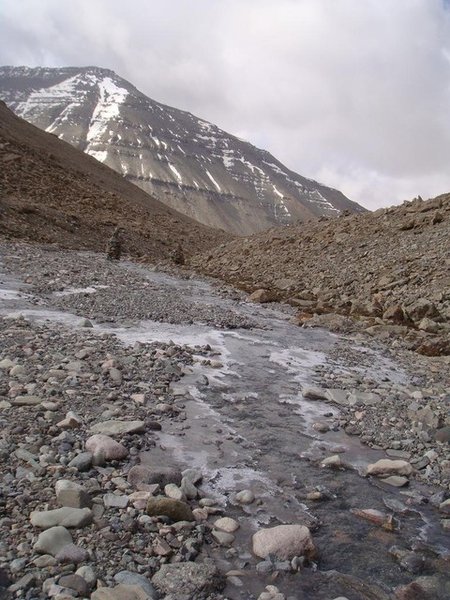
[0,66,365,234]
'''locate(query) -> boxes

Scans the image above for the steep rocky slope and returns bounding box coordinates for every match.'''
[0,101,231,259]
[0,66,365,235]
[193,194,450,353]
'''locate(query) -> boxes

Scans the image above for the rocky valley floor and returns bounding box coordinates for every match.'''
[0,241,449,600]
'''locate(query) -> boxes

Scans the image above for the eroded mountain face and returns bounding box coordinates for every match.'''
[0,66,365,234]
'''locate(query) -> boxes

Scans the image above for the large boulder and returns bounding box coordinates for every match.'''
[366,459,413,478]
[85,434,128,462]
[248,289,276,304]
[252,524,316,560]
[91,584,152,600]
[128,465,181,489]
[33,526,73,556]
[146,496,193,522]
[90,420,145,436]
[55,480,92,508]
[152,561,225,598]
[406,298,439,323]
[30,507,92,529]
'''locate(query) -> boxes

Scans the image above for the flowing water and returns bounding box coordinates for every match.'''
[1,259,448,599]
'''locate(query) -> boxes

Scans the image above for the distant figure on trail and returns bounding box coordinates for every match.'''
[171,242,185,266]
[106,226,122,261]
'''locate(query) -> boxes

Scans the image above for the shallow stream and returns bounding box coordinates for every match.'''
[0,258,448,599]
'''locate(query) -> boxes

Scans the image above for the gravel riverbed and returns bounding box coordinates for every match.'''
[0,241,449,600]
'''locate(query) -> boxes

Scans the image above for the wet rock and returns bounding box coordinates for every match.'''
[325,389,348,406]
[439,498,450,514]
[152,561,225,598]
[322,570,391,600]
[128,465,181,489]
[252,524,316,560]
[214,517,239,532]
[146,496,194,521]
[212,529,235,546]
[180,476,198,499]
[351,508,397,531]
[90,419,145,435]
[85,434,128,461]
[34,526,73,556]
[30,507,93,529]
[302,386,327,400]
[380,475,409,487]
[181,468,203,484]
[235,489,255,504]
[164,483,185,501]
[321,455,344,469]
[56,480,92,508]
[366,459,413,477]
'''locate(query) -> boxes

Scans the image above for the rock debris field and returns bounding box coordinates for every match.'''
[0,241,449,600]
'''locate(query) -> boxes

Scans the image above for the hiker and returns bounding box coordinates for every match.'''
[171,242,185,265]
[106,226,122,261]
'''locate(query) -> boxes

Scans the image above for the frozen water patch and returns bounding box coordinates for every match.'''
[0,289,34,301]
[269,347,325,385]
[53,285,109,297]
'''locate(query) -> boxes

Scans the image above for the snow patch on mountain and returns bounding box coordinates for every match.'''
[86,77,128,148]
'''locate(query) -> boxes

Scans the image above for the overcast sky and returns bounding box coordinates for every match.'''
[1,0,450,210]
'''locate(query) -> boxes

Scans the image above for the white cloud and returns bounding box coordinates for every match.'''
[1,0,450,209]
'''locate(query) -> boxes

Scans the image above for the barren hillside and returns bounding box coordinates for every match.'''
[193,195,450,354]
[0,101,231,260]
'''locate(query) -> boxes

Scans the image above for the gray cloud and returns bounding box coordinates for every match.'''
[1,0,450,209]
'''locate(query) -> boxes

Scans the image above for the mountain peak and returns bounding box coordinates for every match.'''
[0,65,366,234]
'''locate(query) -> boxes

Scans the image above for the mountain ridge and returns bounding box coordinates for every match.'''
[0,99,231,258]
[0,65,366,235]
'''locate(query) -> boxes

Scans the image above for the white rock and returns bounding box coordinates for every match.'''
[366,459,413,477]
[252,524,316,560]
[33,526,73,556]
[30,507,93,529]
[85,434,128,461]
[214,517,239,533]
[235,489,255,504]
[89,420,145,436]
[103,493,129,509]
[164,484,185,501]
[55,480,91,508]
